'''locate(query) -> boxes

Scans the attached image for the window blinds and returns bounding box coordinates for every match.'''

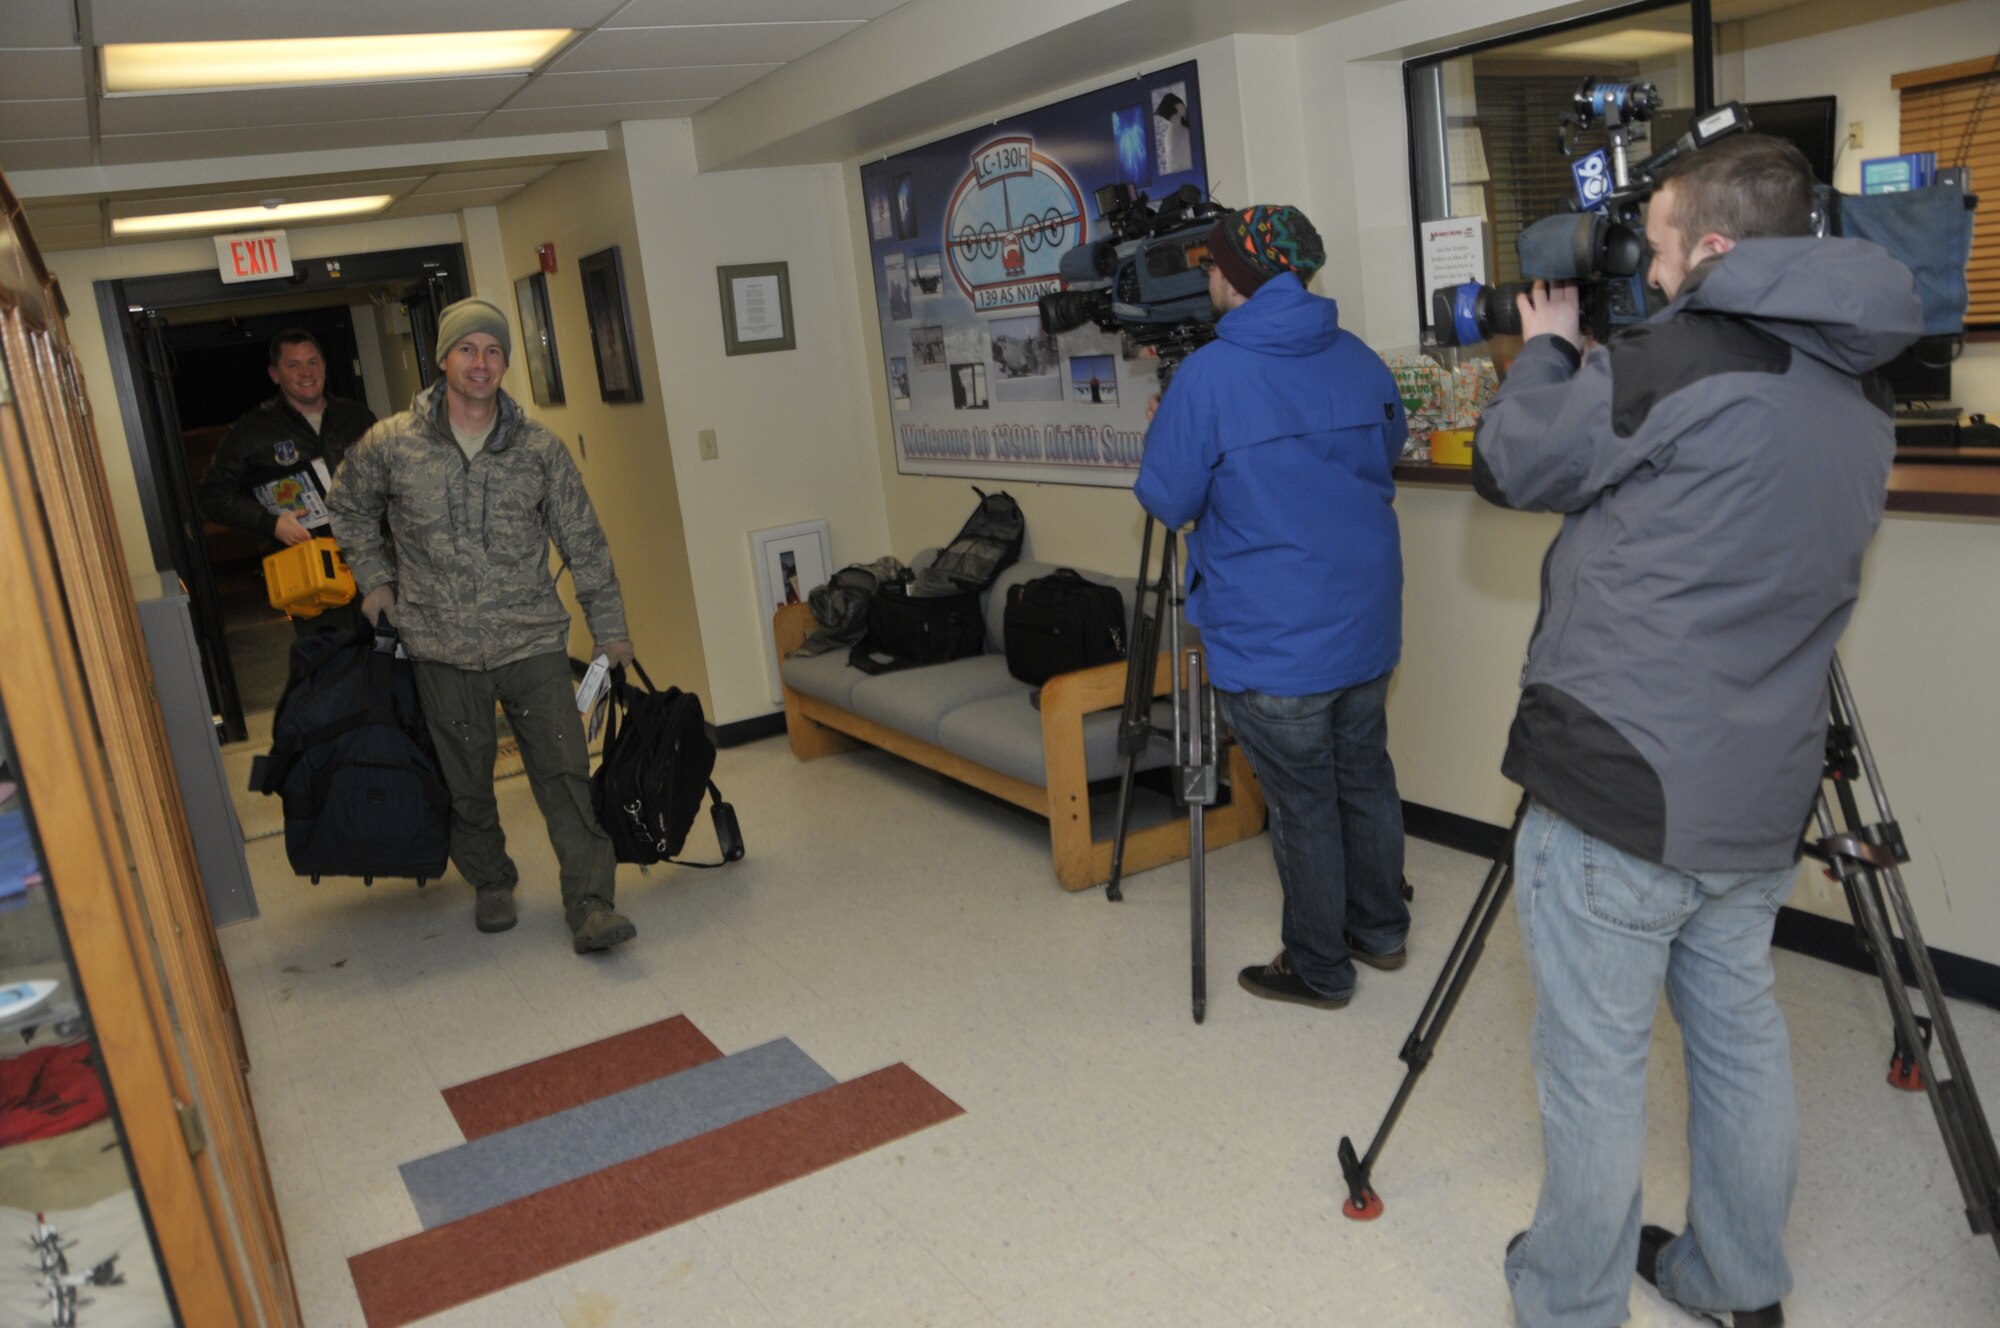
[1895,55,2000,327]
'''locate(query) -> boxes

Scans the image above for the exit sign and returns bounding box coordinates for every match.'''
[214,230,294,284]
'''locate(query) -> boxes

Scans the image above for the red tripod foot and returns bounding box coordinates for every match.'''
[1342,1189,1385,1221]
[1888,1053,1924,1092]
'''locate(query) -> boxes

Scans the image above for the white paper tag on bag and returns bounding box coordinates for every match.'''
[576,654,610,714]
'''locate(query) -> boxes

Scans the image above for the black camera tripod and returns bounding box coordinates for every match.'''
[1103,515,1226,1024]
[1335,656,2000,1259]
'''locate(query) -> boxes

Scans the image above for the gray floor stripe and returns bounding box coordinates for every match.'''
[399,1038,835,1228]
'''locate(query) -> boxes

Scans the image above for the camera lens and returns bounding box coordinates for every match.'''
[1039,289,1105,336]
[1430,282,1527,347]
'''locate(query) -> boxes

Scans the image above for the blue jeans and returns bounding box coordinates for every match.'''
[1217,674,1407,999]
[1507,801,1799,1328]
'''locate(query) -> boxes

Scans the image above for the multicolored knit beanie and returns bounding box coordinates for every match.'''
[1207,204,1326,296]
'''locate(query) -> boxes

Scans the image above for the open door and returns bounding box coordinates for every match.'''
[121,304,249,743]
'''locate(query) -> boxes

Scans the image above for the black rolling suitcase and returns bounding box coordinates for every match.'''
[250,618,451,886]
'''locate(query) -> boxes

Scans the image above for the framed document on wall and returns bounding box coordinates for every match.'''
[718,261,796,356]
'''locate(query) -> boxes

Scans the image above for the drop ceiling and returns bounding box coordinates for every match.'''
[0,0,906,248]
[0,0,1858,251]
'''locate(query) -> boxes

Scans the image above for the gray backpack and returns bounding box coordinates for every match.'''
[908,487,1025,598]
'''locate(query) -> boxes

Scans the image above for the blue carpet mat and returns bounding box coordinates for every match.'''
[399,1037,835,1228]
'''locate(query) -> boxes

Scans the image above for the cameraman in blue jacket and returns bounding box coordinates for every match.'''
[1135,204,1410,1010]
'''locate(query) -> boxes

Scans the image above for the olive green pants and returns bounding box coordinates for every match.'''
[411,651,615,927]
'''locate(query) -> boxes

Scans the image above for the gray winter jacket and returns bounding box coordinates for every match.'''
[1472,237,1922,869]
[327,382,627,672]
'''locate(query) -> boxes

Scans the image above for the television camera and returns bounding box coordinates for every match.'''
[1038,182,1228,383]
[1433,78,1751,346]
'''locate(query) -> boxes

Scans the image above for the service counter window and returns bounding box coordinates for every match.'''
[1395,3,1706,459]
[1393,2,2000,511]
[1406,1,1704,351]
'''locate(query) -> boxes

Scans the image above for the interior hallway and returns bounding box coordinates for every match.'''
[216,733,2000,1326]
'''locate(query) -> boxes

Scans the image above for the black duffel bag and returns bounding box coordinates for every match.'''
[1004,569,1127,685]
[250,617,450,886]
[848,583,986,675]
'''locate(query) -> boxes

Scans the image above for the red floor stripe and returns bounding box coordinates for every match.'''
[350,1064,963,1328]
[440,1015,723,1139]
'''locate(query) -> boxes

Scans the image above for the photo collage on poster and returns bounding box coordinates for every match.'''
[860,63,1208,488]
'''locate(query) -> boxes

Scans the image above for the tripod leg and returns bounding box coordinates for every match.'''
[1185,647,1208,1024]
[1812,657,2000,1256]
[1339,795,1530,1220]
[1106,520,1167,901]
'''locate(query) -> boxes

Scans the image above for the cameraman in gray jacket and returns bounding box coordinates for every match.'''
[1473,135,1921,1328]
[329,299,637,954]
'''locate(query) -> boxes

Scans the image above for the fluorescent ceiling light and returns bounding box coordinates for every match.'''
[101,30,572,95]
[112,196,394,237]
[1542,31,1694,62]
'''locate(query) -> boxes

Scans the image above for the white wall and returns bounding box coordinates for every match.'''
[619,118,893,726]
[45,213,465,580]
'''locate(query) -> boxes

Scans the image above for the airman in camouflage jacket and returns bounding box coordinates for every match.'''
[327,381,627,672]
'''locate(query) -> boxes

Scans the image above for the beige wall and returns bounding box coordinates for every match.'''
[489,143,711,705]
[45,213,464,580]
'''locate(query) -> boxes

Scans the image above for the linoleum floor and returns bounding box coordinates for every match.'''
[216,735,2000,1327]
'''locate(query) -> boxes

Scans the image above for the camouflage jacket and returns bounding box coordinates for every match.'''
[327,382,627,671]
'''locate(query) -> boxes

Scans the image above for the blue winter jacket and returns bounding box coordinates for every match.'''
[1134,273,1406,695]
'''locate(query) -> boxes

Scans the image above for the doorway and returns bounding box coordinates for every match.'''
[103,245,463,741]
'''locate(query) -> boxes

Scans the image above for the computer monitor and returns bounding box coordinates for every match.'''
[1879,337,1954,405]
[1742,97,1839,184]
[1647,96,1840,184]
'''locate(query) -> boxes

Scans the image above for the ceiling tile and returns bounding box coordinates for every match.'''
[511,66,776,108]
[411,165,559,194]
[0,0,78,46]
[464,101,712,137]
[99,77,524,135]
[608,0,906,23]
[26,225,106,252]
[0,99,91,141]
[19,201,101,228]
[384,185,525,212]
[0,138,93,171]
[88,0,629,43]
[551,23,860,72]
[100,113,485,165]
[0,49,87,100]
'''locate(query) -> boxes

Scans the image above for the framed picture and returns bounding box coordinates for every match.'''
[749,519,832,705]
[717,261,796,356]
[578,246,643,403]
[512,271,564,406]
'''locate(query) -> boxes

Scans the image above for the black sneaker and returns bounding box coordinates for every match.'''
[474,888,517,934]
[1637,1226,1784,1328]
[571,906,636,954]
[1346,931,1407,971]
[1237,951,1351,1009]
